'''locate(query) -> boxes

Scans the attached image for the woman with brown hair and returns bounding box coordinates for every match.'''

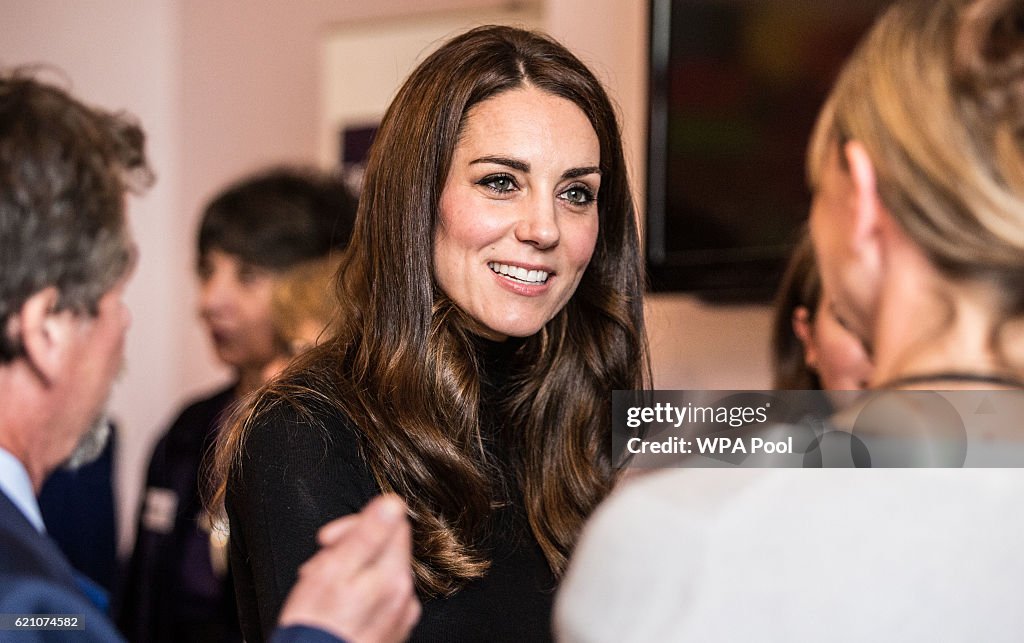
[210,25,648,642]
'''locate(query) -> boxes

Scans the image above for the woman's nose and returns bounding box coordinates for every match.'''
[514,196,560,249]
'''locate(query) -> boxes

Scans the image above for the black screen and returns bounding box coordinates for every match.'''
[646,0,892,300]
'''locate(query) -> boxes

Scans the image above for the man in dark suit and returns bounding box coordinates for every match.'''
[0,70,419,643]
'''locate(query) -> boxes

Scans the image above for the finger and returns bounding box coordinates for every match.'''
[343,547,419,642]
[366,494,407,523]
[397,594,422,640]
[284,511,418,643]
[308,496,407,581]
[368,590,421,643]
[361,519,419,642]
[373,498,413,568]
[319,494,406,545]
[317,513,360,546]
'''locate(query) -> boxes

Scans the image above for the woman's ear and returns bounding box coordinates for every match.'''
[791,305,818,371]
[843,141,885,272]
[16,287,72,386]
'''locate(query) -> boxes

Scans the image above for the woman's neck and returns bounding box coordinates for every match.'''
[870,269,1018,389]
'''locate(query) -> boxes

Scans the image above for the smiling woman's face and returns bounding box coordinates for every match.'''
[433,85,601,340]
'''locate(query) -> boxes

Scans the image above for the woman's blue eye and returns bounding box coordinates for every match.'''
[479,174,517,193]
[561,184,595,206]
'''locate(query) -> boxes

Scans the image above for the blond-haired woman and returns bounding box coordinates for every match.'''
[557,1,1024,640]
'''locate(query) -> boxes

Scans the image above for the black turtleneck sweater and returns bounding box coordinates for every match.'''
[226,339,556,642]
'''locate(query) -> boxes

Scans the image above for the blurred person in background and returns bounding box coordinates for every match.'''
[772,230,873,391]
[119,168,357,643]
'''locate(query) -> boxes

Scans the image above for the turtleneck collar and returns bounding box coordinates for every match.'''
[474,335,526,393]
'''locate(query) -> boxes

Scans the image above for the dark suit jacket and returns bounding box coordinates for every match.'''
[0,491,341,643]
[0,490,124,642]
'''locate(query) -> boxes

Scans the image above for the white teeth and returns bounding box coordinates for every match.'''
[488,262,549,284]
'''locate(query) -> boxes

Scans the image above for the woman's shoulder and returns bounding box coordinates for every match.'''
[240,368,363,460]
[230,368,380,504]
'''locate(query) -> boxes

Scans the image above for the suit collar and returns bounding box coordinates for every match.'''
[0,447,43,532]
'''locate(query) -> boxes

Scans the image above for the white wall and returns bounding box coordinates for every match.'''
[318,4,544,169]
[1,0,772,554]
[1,0,184,554]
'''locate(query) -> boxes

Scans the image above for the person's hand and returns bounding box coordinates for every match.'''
[278,495,420,643]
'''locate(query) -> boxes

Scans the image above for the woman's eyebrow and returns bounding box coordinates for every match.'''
[470,156,529,172]
[563,166,601,179]
[469,156,601,180]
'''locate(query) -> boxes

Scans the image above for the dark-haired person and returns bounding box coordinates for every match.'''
[119,169,357,643]
[210,25,649,643]
[771,230,872,391]
[0,69,416,643]
[556,0,1024,640]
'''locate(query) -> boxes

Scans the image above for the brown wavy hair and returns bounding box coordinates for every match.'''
[210,25,649,596]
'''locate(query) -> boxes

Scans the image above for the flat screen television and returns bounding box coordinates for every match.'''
[646,0,892,300]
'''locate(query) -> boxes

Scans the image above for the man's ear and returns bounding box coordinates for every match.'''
[16,287,72,386]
